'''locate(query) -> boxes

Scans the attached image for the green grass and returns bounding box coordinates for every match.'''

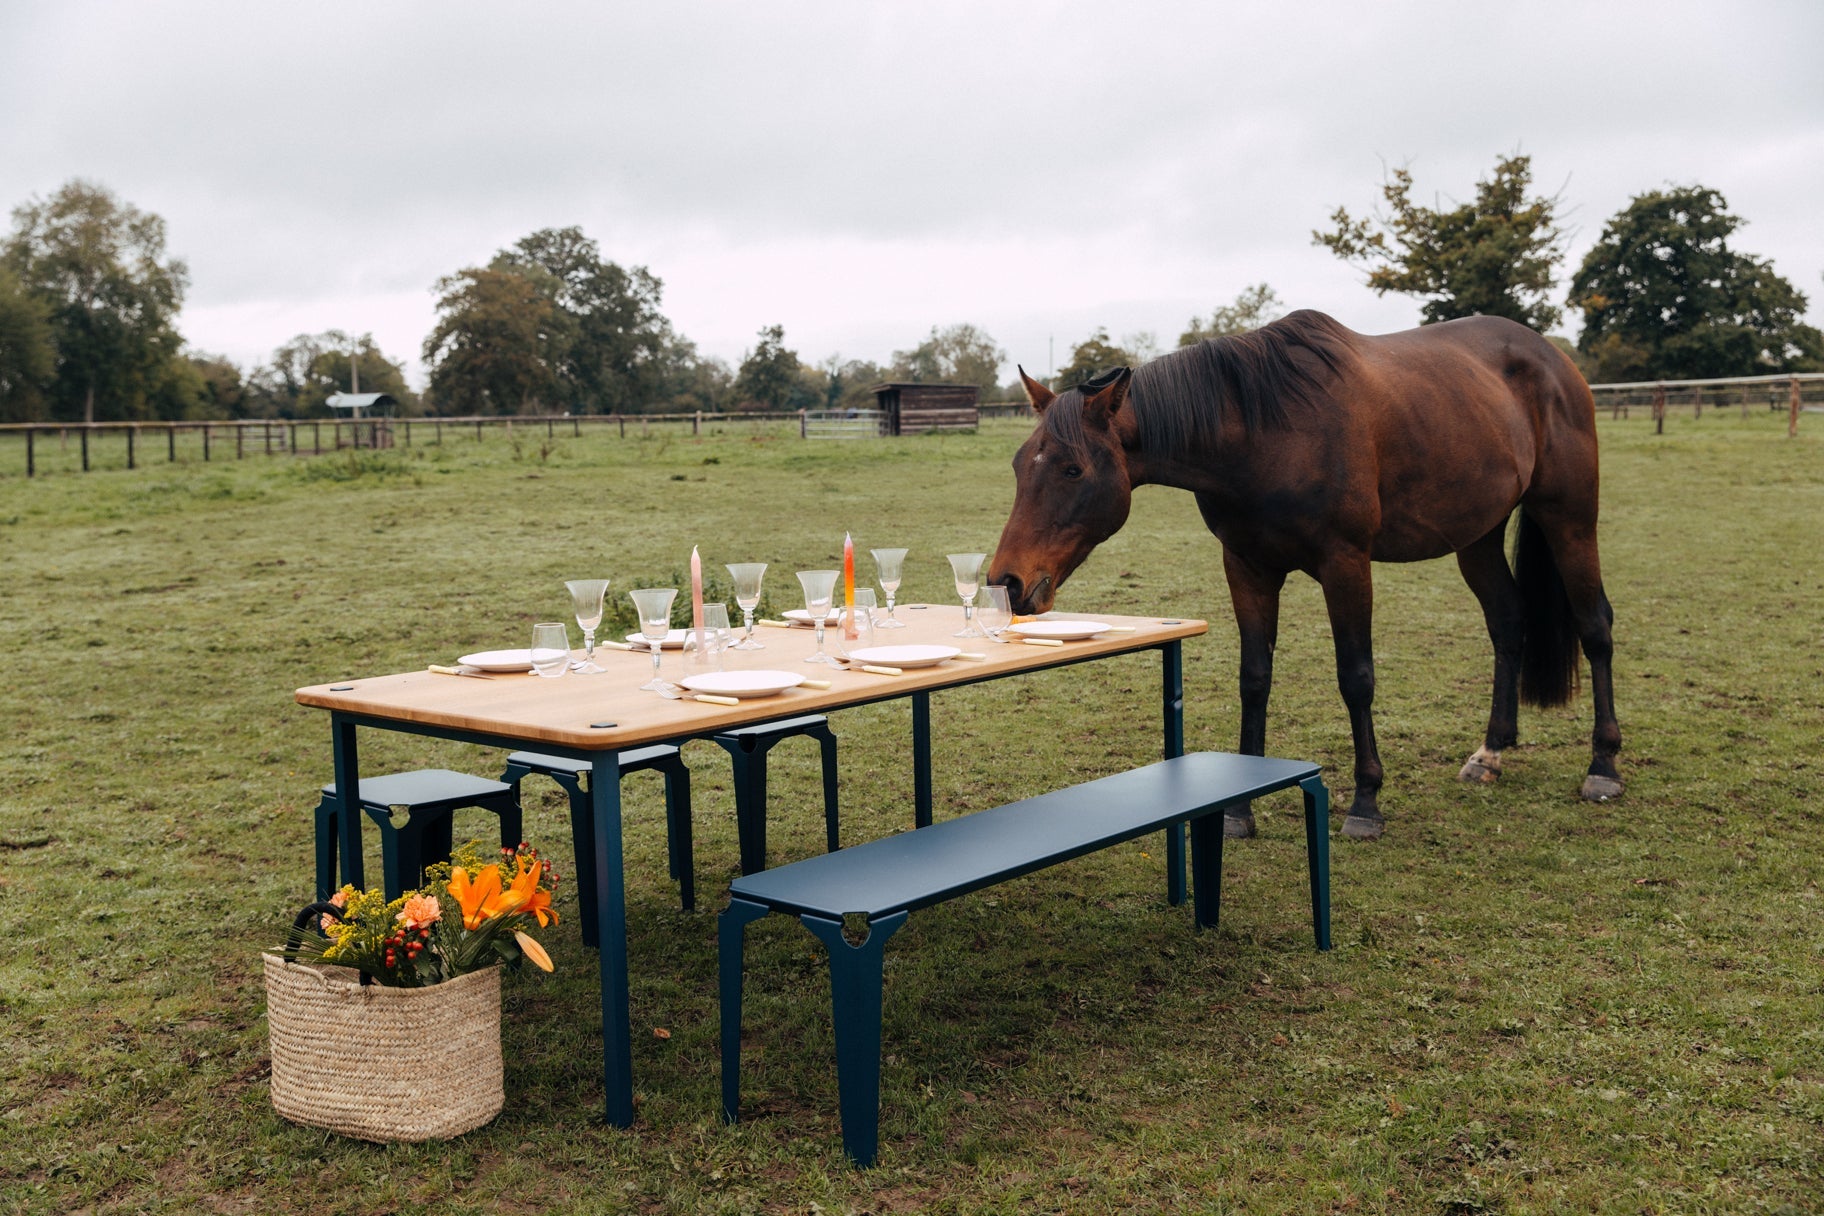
[1,412,1820,1214]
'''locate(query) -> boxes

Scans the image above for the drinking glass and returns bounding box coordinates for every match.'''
[530,622,571,678]
[948,552,986,638]
[796,569,840,664]
[726,562,767,650]
[837,588,877,660]
[978,584,1013,643]
[629,588,678,692]
[564,578,610,673]
[684,603,732,677]
[871,548,908,628]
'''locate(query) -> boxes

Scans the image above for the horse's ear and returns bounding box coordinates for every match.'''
[1082,366,1132,424]
[1019,365,1056,415]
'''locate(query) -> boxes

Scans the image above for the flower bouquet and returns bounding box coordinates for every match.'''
[264,842,560,1142]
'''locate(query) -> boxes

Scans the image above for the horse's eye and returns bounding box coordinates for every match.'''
[1064,463,1083,479]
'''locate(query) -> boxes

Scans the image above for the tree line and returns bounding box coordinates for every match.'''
[5,161,1818,424]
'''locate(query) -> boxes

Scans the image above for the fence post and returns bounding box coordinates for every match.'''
[1653,383,1666,435]
[694,410,701,436]
[203,424,211,461]
[403,419,411,446]
[128,425,136,470]
[618,413,625,438]
[313,421,321,455]
[81,427,90,472]
[236,424,244,459]
[476,419,483,441]
[289,422,296,454]
[1791,377,1802,439]
[434,419,442,445]
[25,428,33,477]
[799,409,807,439]
[572,415,579,437]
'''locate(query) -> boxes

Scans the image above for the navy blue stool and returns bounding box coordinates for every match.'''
[500,746,695,937]
[712,714,840,875]
[315,769,522,902]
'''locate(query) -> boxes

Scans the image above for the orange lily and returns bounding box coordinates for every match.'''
[448,863,510,930]
[499,854,543,918]
[514,930,554,972]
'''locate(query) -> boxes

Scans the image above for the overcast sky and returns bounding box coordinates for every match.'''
[4,1,1821,388]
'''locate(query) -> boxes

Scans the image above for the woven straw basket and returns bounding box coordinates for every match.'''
[263,952,504,1142]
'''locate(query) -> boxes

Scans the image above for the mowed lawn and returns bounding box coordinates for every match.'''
[0,412,1819,1215]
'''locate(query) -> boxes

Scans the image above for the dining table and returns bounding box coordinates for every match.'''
[294,604,1208,1128]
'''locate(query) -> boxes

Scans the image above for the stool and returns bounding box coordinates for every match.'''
[711,714,840,875]
[315,769,522,902]
[500,746,695,939]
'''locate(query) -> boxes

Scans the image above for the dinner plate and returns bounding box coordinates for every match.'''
[457,649,534,672]
[1006,620,1111,641]
[845,644,961,668]
[783,608,843,626]
[679,669,807,698]
[625,629,690,649]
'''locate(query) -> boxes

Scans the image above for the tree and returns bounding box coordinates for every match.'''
[1568,185,1823,381]
[1052,328,1135,390]
[648,334,732,413]
[0,264,55,422]
[248,331,414,417]
[492,227,673,413]
[423,268,562,414]
[3,179,189,421]
[1314,153,1565,331]
[1180,283,1283,346]
[888,323,1006,391]
[733,324,803,409]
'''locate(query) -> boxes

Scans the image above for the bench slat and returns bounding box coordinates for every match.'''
[728,752,1318,920]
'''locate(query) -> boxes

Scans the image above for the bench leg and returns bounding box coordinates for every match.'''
[812,723,840,853]
[719,897,774,1125]
[1301,775,1332,951]
[911,692,932,829]
[1161,639,1187,906]
[716,735,771,875]
[553,773,602,949]
[663,761,695,911]
[313,796,339,900]
[801,910,909,1167]
[1188,810,1225,932]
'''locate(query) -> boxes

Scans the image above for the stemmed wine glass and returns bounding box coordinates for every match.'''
[564,578,610,673]
[948,552,986,638]
[796,570,840,664]
[726,562,767,650]
[870,548,908,628]
[978,584,1013,643]
[629,588,678,692]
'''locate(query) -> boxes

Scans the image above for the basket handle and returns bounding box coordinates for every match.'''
[284,900,377,985]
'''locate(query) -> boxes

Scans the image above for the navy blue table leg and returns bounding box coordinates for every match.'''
[718,897,773,1125]
[331,715,363,890]
[912,691,932,829]
[589,749,636,1127]
[1188,808,1225,932]
[1161,640,1186,905]
[801,910,909,1167]
[1301,774,1332,951]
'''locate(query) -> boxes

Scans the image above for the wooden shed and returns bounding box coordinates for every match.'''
[870,383,980,435]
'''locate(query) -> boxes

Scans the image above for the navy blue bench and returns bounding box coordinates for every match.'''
[718,751,1331,1166]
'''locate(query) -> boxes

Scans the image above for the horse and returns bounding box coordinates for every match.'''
[988,310,1621,840]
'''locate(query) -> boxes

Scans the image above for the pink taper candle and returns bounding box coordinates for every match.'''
[842,533,857,639]
[690,545,705,648]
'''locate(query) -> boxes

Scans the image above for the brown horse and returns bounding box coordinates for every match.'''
[989,310,1621,840]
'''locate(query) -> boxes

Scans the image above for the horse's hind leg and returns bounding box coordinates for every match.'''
[1220,549,1286,839]
[1316,551,1386,840]
[1454,522,1524,784]
[1527,508,1624,801]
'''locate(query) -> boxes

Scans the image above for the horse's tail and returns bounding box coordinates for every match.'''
[1514,508,1581,708]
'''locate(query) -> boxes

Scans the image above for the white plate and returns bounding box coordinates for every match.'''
[845,644,961,668]
[783,608,843,626]
[458,649,534,672]
[679,669,807,698]
[625,629,690,649]
[1007,620,1111,641]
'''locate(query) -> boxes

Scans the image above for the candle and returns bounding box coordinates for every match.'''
[690,545,705,649]
[842,532,857,639]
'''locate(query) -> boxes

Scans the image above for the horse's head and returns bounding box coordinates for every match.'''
[989,365,1136,615]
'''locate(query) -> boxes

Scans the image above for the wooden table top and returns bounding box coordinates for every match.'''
[295,606,1207,751]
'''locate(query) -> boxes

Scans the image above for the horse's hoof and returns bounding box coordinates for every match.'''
[1341,814,1384,841]
[1223,810,1256,839]
[1458,758,1499,785]
[1580,774,1623,803]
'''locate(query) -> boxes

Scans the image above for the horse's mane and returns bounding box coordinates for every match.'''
[1043,310,1351,456]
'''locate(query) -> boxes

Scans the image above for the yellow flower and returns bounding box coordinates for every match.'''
[396,894,441,932]
[514,930,554,972]
[448,864,509,930]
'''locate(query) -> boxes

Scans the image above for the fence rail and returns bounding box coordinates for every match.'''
[1587,372,1824,436]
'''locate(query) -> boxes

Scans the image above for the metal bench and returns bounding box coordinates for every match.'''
[718,751,1331,1166]
[314,768,522,902]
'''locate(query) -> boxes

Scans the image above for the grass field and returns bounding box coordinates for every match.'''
[1,412,1820,1215]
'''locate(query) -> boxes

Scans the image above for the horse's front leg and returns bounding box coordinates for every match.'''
[1221,549,1286,839]
[1318,553,1385,840]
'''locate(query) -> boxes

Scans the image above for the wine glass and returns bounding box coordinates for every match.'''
[628,588,678,692]
[948,552,986,638]
[870,548,908,628]
[837,588,877,660]
[978,584,1013,643]
[529,622,571,678]
[726,562,767,650]
[796,569,840,664]
[564,578,610,673]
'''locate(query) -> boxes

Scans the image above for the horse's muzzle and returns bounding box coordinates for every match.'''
[996,571,1053,615]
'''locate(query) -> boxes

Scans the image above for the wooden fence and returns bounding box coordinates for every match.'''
[1588,372,1824,437]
